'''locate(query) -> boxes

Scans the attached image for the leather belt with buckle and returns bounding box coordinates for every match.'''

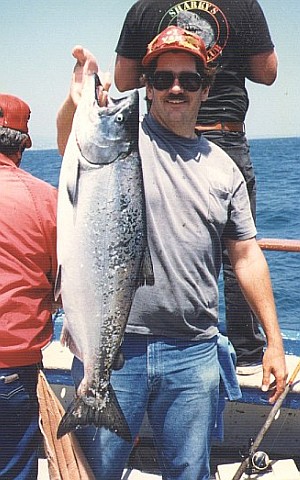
[195,122,245,133]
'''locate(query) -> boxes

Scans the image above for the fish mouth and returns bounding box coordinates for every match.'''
[94,72,103,107]
[93,72,138,116]
[74,73,139,166]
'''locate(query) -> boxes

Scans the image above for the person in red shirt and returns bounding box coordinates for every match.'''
[0,94,58,480]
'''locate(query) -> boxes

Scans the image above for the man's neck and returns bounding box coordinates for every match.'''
[0,151,21,167]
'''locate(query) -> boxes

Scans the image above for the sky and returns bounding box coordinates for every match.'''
[2,0,300,149]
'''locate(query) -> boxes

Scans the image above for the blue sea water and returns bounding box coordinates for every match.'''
[21,137,300,352]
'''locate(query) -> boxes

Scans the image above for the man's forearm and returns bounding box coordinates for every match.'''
[114,55,144,92]
[228,239,287,401]
[56,95,76,156]
[246,50,278,85]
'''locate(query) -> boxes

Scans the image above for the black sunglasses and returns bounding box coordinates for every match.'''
[149,70,203,92]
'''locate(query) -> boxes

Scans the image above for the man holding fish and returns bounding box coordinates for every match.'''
[56,27,287,480]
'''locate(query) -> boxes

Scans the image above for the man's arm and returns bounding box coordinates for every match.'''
[56,45,110,156]
[114,54,145,92]
[225,237,287,403]
[246,50,278,85]
[56,95,77,156]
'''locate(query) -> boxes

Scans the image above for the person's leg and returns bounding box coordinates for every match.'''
[71,333,149,479]
[147,337,219,480]
[202,130,265,367]
[0,365,40,480]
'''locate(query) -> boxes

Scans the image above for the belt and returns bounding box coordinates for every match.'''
[195,121,245,133]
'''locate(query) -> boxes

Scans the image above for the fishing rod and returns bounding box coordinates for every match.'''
[231,359,300,480]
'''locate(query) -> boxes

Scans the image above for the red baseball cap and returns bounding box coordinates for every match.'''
[142,26,207,68]
[0,94,32,148]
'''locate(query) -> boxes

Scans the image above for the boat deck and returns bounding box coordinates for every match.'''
[39,341,300,478]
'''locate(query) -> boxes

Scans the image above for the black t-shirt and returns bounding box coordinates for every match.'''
[116,0,274,123]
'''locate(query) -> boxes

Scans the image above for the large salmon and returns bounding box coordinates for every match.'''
[55,73,154,440]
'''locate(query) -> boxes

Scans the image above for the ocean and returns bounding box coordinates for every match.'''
[21,136,300,353]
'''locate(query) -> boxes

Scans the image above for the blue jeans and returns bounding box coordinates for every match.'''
[202,130,266,366]
[0,365,41,480]
[72,334,219,480]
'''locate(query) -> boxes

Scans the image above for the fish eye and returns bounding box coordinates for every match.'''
[115,113,124,123]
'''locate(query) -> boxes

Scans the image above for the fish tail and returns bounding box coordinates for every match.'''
[56,384,132,441]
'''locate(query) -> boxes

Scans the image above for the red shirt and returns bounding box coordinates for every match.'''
[0,153,58,367]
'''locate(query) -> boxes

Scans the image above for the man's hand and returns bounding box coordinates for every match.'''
[226,237,288,404]
[71,45,111,107]
[261,345,287,403]
[57,45,111,155]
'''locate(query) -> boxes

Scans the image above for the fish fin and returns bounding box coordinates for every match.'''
[137,244,155,287]
[56,384,132,442]
[60,325,82,361]
[112,349,124,370]
[54,265,61,301]
[67,159,80,208]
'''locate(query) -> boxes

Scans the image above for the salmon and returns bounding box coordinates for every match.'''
[55,73,154,440]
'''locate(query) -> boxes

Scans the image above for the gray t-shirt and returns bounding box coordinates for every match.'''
[126,114,256,339]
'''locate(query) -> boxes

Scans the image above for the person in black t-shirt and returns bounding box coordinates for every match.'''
[115,0,277,372]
